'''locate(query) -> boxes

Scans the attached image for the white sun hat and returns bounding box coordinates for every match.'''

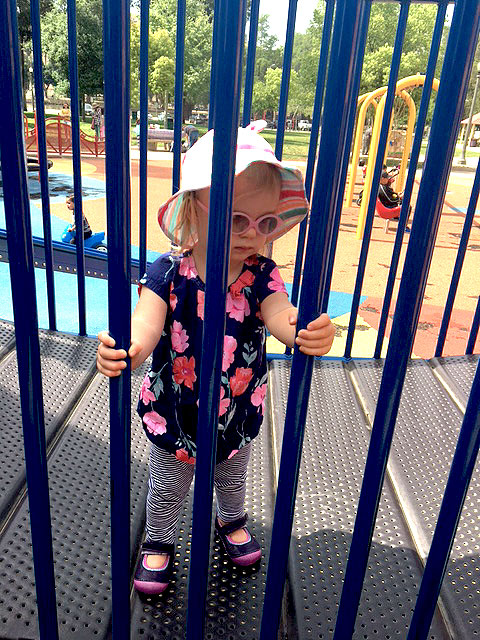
[157,120,309,247]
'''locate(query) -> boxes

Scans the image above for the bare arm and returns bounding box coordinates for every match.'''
[97,286,167,376]
[261,292,335,356]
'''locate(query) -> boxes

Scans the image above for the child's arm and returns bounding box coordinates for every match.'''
[97,286,167,377]
[260,292,335,356]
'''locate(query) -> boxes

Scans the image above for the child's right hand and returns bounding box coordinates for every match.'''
[97,330,143,377]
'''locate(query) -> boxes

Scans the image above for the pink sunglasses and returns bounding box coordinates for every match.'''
[195,199,284,236]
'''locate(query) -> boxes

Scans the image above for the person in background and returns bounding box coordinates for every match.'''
[183,124,199,149]
[60,103,70,120]
[66,194,92,244]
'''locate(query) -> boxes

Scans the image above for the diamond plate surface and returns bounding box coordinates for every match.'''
[269,359,449,640]
[0,362,150,639]
[352,358,480,639]
[0,319,15,360]
[436,355,479,408]
[130,397,276,640]
[0,330,98,523]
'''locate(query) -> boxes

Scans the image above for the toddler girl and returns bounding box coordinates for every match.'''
[96,121,335,594]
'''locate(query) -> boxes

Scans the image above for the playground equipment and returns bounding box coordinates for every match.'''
[0,0,479,639]
[24,113,106,157]
[60,224,108,252]
[345,74,440,238]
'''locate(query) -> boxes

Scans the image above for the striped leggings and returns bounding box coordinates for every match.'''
[146,443,252,544]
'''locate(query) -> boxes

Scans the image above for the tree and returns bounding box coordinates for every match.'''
[254,15,283,81]
[41,0,104,105]
[130,20,174,110]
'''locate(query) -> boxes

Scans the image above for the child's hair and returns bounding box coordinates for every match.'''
[172,162,281,254]
[66,194,75,205]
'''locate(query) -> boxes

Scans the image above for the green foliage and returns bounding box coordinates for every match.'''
[41,0,104,99]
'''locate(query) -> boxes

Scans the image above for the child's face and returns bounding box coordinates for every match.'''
[195,174,281,262]
[66,199,74,210]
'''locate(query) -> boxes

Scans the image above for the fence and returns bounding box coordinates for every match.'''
[0,0,479,639]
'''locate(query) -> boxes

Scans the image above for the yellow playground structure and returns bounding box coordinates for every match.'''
[345,74,440,238]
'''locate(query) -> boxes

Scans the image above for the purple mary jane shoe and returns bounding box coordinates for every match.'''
[133,541,174,595]
[215,513,261,566]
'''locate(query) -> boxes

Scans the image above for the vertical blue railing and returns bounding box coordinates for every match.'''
[375,0,448,359]
[66,0,87,336]
[333,2,480,637]
[289,0,335,314]
[172,0,186,193]
[102,0,132,638]
[259,1,371,637]
[138,0,149,276]
[185,1,246,638]
[30,0,56,330]
[435,157,480,356]
[344,0,411,359]
[274,0,298,160]
[242,0,260,127]
[0,1,59,638]
[466,296,480,355]
[407,359,480,640]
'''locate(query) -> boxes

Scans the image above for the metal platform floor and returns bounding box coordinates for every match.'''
[0,319,477,639]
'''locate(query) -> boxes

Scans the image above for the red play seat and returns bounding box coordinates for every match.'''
[375,199,402,232]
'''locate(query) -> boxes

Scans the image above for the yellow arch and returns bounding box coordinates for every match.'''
[348,74,440,239]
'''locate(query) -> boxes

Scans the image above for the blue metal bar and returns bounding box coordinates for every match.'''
[66,0,87,336]
[407,359,480,640]
[139,0,149,276]
[344,0,411,359]
[102,0,132,637]
[172,0,186,194]
[0,1,59,637]
[466,296,480,355]
[274,0,298,161]
[322,1,372,315]
[259,2,370,637]
[435,158,480,356]
[242,0,260,127]
[289,0,335,314]
[185,0,246,637]
[207,0,220,130]
[375,1,447,359]
[333,2,480,637]
[30,0,56,331]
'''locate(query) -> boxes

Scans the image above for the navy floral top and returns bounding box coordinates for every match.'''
[136,252,287,464]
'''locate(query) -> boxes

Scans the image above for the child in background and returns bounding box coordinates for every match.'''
[66,195,92,244]
[96,121,335,594]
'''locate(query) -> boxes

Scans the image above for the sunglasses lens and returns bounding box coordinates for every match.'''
[232,214,250,233]
[258,216,279,235]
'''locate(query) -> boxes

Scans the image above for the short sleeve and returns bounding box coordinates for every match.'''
[138,253,178,304]
[254,257,288,304]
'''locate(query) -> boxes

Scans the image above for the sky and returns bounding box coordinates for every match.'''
[258,0,317,42]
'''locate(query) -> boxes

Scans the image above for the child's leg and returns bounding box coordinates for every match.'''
[214,443,251,525]
[146,444,194,545]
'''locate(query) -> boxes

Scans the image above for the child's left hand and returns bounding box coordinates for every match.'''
[290,311,335,356]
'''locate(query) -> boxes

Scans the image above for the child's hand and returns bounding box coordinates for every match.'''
[289,312,335,356]
[96,330,143,377]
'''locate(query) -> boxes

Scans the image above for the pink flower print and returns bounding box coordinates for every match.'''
[170,292,177,311]
[222,335,237,372]
[140,374,156,405]
[228,449,239,460]
[171,320,189,353]
[267,267,287,294]
[176,448,196,464]
[226,291,250,322]
[229,367,253,397]
[179,255,198,279]
[251,383,267,415]
[143,411,167,436]
[219,386,230,416]
[197,290,205,320]
[230,269,255,296]
[173,355,197,390]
